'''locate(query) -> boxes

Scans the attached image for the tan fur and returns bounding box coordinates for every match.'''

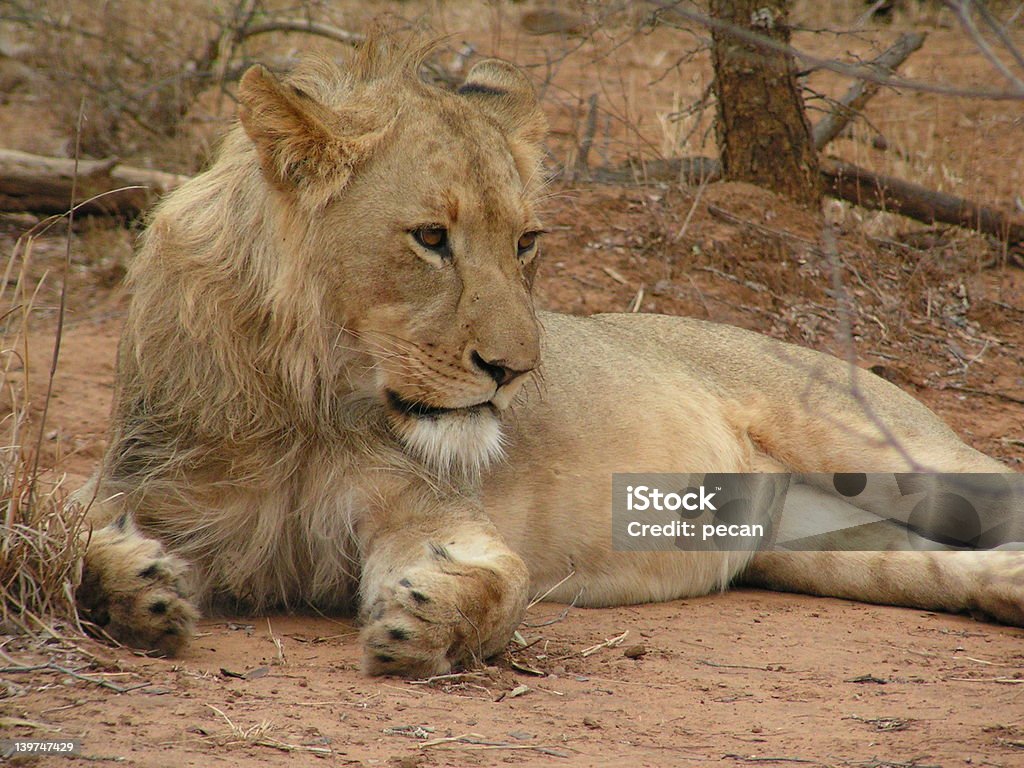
[75,30,1022,676]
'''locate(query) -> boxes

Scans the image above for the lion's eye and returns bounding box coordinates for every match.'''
[413,227,449,252]
[517,231,539,257]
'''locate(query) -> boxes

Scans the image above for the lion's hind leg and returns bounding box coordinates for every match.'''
[76,513,198,655]
[743,549,1024,627]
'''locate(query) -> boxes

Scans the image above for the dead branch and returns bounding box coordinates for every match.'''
[0,149,188,217]
[586,154,1024,251]
[237,19,364,47]
[819,157,1024,248]
[812,31,926,150]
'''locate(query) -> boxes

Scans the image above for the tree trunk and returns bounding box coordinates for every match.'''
[710,0,821,207]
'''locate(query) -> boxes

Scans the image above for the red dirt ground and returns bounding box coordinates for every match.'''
[2,4,1024,767]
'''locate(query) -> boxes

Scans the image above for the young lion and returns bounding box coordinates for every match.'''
[74,31,1023,677]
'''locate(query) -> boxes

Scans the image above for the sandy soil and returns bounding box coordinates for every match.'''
[4,196,1023,768]
[3,3,1024,767]
[6,592,1024,767]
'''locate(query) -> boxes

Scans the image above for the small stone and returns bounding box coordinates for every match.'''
[623,644,648,659]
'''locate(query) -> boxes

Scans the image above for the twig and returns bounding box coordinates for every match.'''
[250,739,331,755]
[580,630,629,657]
[856,0,894,27]
[954,655,1018,666]
[0,663,150,693]
[628,284,645,313]
[845,714,912,732]
[673,175,711,242]
[586,156,720,185]
[601,265,628,285]
[698,659,778,672]
[527,569,576,609]
[696,266,773,297]
[722,755,818,765]
[266,617,285,663]
[419,732,570,758]
[409,671,487,685]
[707,204,818,247]
[522,602,575,628]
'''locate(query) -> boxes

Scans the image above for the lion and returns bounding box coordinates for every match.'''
[73,30,1024,678]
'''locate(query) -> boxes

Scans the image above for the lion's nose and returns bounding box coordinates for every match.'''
[470,350,531,387]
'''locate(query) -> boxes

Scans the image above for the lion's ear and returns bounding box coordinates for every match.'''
[238,64,384,205]
[458,60,547,154]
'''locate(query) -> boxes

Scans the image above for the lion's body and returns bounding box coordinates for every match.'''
[75,32,1022,676]
[484,310,1008,607]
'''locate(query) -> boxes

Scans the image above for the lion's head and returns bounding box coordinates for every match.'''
[121,31,548,481]
[238,34,548,475]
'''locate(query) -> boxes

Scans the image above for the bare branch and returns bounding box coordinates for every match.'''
[974,1,1024,73]
[812,32,926,150]
[944,1,1024,94]
[656,3,1024,101]
[238,19,364,47]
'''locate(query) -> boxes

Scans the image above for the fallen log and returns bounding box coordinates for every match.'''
[586,155,1024,250]
[0,148,189,218]
[819,157,1024,247]
[5,147,1021,252]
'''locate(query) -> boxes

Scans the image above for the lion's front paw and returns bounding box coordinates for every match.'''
[77,517,198,656]
[360,557,527,678]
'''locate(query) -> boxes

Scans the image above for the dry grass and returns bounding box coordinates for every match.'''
[0,446,85,639]
[0,225,87,644]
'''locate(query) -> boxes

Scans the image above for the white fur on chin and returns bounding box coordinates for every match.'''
[396,410,505,480]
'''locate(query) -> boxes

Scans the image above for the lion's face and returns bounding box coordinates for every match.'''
[238,49,548,475]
